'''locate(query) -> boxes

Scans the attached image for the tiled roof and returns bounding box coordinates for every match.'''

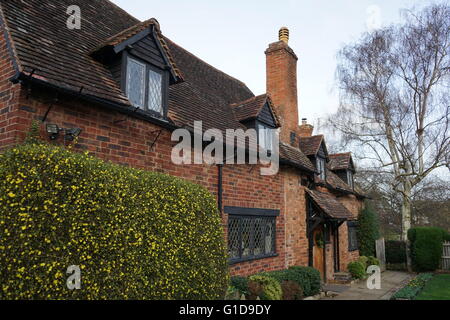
[298,135,324,156]
[1,0,138,106]
[231,94,280,126]
[0,0,320,174]
[329,153,353,171]
[280,143,316,172]
[306,189,354,220]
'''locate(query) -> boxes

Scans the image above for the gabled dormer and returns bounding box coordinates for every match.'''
[298,135,329,180]
[91,19,183,119]
[231,94,280,152]
[328,153,356,189]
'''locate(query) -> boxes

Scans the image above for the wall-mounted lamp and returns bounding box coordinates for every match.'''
[46,124,62,140]
[65,128,82,141]
[45,124,82,141]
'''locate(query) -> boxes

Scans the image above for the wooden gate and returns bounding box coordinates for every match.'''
[442,242,450,270]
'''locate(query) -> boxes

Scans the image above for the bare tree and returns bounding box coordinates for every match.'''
[330,4,450,269]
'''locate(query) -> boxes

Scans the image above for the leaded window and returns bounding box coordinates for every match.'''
[126,57,146,108]
[316,156,326,180]
[347,170,354,189]
[228,215,276,263]
[125,56,165,116]
[258,123,275,152]
[348,221,358,251]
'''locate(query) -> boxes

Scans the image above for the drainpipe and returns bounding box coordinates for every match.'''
[217,164,223,214]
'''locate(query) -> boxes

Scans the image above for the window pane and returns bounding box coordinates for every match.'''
[241,218,252,258]
[258,124,266,149]
[148,69,163,114]
[228,218,240,259]
[126,58,145,108]
[265,219,275,254]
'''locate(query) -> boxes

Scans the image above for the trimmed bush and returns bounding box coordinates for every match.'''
[280,280,303,300]
[230,276,248,296]
[262,266,321,297]
[0,142,228,299]
[408,227,449,272]
[367,256,380,266]
[357,203,380,257]
[386,240,407,264]
[348,261,366,279]
[358,256,369,269]
[247,275,282,300]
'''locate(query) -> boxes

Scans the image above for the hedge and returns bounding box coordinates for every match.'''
[408,227,449,272]
[0,142,228,299]
[386,240,407,264]
[261,266,321,297]
[357,202,380,257]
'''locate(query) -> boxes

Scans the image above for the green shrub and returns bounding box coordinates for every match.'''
[262,266,321,297]
[247,275,282,300]
[357,202,380,257]
[280,280,303,300]
[0,142,228,299]
[386,240,407,264]
[367,256,380,266]
[230,276,248,296]
[358,256,369,268]
[348,261,366,279]
[408,227,448,272]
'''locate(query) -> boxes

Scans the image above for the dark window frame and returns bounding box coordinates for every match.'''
[347,221,359,252]
[122,51,169,119]
[225,206,279,264]
[257,121,276,153]
[347,170,354,189]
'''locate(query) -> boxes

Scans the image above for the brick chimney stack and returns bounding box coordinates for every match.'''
[266,27,299,144]
[298,118,314,137]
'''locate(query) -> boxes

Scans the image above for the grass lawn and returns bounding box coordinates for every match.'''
[415,274,450,300]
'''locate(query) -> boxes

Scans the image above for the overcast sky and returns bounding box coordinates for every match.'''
[110,0,447,128]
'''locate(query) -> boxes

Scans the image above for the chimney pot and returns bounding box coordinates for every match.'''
[279,27,289,44]
[302,118,307,125]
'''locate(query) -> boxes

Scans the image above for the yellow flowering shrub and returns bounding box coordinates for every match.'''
[0,142,229,299]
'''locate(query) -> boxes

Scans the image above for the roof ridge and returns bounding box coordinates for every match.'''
[163,36,253,95]
[230,94,265,107]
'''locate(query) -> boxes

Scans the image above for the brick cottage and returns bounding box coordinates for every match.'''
[0,0,365,282]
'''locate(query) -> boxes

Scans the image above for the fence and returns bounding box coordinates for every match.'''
[442,241,450,270]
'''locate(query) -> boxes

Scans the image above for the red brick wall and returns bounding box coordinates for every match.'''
[0,26,21,151]
[2,84,287,276]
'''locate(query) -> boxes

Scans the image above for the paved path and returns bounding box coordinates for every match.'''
[322,271,414,300]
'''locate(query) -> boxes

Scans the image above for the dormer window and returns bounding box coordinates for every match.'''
[316,157,326,180]
[125,55,167,117]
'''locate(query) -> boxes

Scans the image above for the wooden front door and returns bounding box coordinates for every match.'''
[313,226,325,280]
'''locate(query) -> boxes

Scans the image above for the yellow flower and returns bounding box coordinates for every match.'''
[8,192,16,198]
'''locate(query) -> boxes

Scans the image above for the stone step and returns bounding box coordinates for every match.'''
[333,272,352,283]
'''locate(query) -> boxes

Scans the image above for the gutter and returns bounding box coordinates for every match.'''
[11,72,179,132]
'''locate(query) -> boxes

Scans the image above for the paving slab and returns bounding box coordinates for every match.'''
[321,271,414,300]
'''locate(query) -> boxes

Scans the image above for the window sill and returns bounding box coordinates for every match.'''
[229,253,279,265]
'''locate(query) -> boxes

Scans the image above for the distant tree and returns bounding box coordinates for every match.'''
[330,4,450,269]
